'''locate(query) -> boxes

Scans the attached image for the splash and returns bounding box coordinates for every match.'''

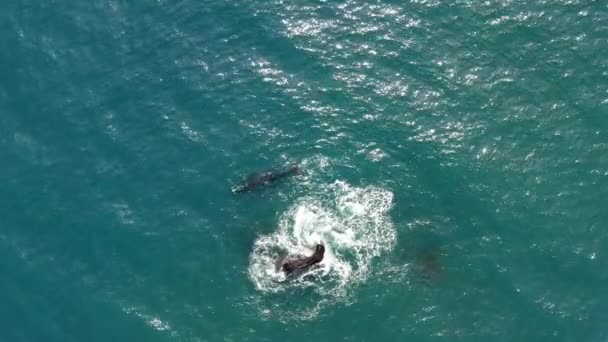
[248,180,396,309]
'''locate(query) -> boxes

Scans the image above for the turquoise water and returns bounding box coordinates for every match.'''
[1,0,607,341]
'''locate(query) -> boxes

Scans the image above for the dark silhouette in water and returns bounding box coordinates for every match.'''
[232,163,301,193]
[413,251,443,283]
[281,244,325,275]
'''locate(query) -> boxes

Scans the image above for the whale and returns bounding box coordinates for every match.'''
[232,163,300,193]
[281,244,325,275]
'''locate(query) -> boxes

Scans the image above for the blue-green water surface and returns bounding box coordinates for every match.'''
[1,1,607,341]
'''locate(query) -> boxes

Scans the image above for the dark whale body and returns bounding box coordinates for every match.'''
[233,163,300,193]
[281,244,325,275]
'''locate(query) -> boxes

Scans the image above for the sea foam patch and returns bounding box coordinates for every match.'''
[248,180,396,312]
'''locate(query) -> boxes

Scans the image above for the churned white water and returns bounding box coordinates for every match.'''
[248,180,396,299]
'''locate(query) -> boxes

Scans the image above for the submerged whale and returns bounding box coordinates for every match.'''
[413,251,443,284]
[281,244,325,275]
[232,163,301,193]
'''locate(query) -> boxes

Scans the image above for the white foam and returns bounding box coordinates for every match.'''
[248,180,396,304]
[122,306,173,334]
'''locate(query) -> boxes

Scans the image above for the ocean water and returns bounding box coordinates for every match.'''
[1,0,607,341]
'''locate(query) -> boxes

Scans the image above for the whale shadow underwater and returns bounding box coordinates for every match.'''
[232,162,302,193]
